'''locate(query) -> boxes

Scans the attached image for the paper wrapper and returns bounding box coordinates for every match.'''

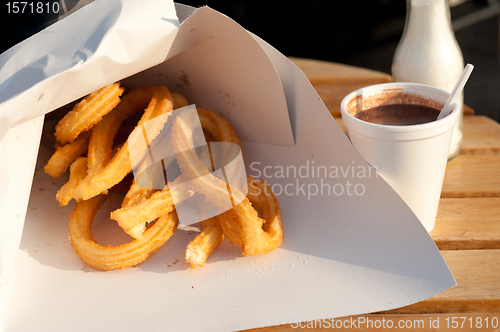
[0,1,456,331]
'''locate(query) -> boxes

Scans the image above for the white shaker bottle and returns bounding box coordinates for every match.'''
[392,0,464,160]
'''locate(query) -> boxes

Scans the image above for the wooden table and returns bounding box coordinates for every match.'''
[246,58,500,331]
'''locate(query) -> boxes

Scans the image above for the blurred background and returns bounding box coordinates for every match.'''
[1,0,499,121]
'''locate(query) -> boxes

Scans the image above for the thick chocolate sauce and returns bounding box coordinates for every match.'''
[355,104,440,126]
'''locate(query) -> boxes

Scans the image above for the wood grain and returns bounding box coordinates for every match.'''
[243,250,500,332]
[382,250,500,314]
[432,198,500,250]
[313,83,376,117]
[289,57,392,117]
[334,119,500,196]
[462,115,500,155]
[442,155,500,198]
[289,57,393,85]
[243,313,500,331]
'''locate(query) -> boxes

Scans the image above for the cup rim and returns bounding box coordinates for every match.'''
[340,82,460,134]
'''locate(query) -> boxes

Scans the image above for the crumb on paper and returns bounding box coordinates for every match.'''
[180,72,191,88]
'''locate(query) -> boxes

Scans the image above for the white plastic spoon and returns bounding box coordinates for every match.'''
[437,63,474,120]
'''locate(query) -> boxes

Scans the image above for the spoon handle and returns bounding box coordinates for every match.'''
[437,64,474,120]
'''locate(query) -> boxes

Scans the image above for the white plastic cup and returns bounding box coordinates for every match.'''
[340,82,460,232]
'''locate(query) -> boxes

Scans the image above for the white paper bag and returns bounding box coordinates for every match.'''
[0,2,455,331]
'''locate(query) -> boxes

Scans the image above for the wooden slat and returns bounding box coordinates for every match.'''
[432,198,500,250]
[289,57,393,85]
[334,119,500,196]
[333,114,497,143]
[463,105,476,116]
[312,83,378,117]
[382,250,500,314]
[462,115,500,155]
[244,250,500,332]
[290,57,392,117]
[244,314,500,331]
[442,155,500,198]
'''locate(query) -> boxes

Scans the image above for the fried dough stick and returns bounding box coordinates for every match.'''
[56,156,88,206]
[73,85,174,202]
[171,107,245,210]
[110,185,192,239]
[110,108,241,239]
[69,194,178,270]
[44,130,91,178]
[55,82,124,144]
[54,86,157,205]
[218,177,283,256]
[185,216,224,268]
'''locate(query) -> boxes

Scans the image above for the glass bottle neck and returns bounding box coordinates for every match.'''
[403,0,453,39]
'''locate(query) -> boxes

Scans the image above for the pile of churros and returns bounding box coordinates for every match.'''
[44,82,283,270]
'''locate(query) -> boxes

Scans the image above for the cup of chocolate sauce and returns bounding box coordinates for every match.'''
[340,82,460,232]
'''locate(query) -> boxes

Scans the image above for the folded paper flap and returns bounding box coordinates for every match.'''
[123,6,295,147]
[0,0,179,143]
[0,116,44,331]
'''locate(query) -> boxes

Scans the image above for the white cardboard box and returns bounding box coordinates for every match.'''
[0,1,455,331]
